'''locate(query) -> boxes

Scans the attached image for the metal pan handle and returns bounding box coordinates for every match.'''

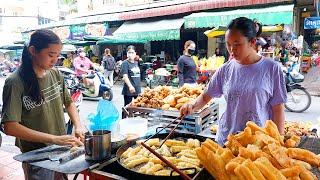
[85,137,93,156]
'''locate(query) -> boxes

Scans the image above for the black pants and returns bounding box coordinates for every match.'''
[122,95,138,119]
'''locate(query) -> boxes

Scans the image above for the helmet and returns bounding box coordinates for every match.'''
[77,48,85,54]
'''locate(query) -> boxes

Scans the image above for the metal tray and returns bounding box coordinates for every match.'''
[13,145,98,174]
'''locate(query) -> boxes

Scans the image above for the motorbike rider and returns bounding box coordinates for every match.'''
[73,48,94,86]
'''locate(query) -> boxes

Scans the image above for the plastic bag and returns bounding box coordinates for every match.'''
[88,99,119,131]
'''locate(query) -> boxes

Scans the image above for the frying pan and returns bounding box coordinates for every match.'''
[116,133,209,180]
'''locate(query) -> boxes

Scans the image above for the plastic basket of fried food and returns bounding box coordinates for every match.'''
[195,120,320,180]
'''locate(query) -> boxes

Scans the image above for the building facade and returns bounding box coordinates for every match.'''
[0,0,60,44]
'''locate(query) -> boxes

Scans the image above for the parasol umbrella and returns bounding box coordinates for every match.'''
[204,26,227,38]
[204,25,284,38]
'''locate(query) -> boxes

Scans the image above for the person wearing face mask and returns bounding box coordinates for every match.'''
[120,45,141,118]
[180,17,286,145]
[73,48,93,86]
[177,40,197,87]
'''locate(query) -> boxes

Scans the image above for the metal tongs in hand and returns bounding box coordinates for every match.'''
[143,102,198,148]
[142,116,183,148]
[140,103,198,180]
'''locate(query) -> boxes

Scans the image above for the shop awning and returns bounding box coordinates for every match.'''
[205,25,283,38]
[83,36,110,41]
[0,49,14,54]
[96,38,146,45]
[113,18,184,41]
[62,40,96,46]
[0,44,24,50]
[184,4,294,29]
[83,36,146,45]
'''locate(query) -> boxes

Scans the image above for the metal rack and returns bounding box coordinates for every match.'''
[125,102,219,134]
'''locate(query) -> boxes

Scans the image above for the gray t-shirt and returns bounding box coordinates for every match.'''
[120,60,141,96]
[205,57,287,145]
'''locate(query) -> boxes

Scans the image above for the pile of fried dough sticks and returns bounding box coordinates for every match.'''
[196,120,320,180]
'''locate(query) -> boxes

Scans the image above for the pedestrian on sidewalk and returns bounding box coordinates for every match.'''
[121,45,141,118]
[177,40,197,87]
[1,29,85,180]
[102,48,116,86]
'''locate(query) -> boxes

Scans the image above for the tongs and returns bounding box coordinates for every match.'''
[140,103,198,180]
[143,102,198,148]
[297,128,318,148]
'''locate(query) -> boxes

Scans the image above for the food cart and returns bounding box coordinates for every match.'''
[12,85,320,180]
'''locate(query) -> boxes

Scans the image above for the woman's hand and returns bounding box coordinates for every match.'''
[180,103,195,119]
[75,127,85,143]
[52,135,83,147]
[129,86,136,94]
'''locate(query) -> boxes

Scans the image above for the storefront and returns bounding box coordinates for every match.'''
[112,18,185,63]
[184,4,295,57]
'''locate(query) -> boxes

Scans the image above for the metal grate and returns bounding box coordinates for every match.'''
[126,103,219,134]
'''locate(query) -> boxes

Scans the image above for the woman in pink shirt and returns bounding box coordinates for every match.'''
[73,48,93,85]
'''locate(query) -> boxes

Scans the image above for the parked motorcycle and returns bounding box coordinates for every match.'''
[0,60,19,77]
[57,66,84,134]
[113,60,123,84]
[283,66,311,113]
[81,70,113,101]
[145,67,154,89]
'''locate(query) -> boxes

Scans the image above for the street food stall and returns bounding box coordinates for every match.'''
[204,25,284,60]
[12,85,320,179]
[12,117,320,180]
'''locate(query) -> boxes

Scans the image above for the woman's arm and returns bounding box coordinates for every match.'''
[272,104,285,134]
[177,58,184,86]
[65,102,84,142]
[3,122,82,146]
[123,74,134,91]
[180,92,212,119]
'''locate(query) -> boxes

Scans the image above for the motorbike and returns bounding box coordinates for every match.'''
[113,60,123,84]
[0,60,19,77]
[57,66,84,134]
[283,65,312,113]
[81,69,113,101]
[145,67,154,89]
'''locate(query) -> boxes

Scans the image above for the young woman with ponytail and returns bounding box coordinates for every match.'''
[1,29,85,179]
[180,17,287,145]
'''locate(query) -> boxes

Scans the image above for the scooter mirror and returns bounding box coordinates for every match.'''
[86,74,95,79]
